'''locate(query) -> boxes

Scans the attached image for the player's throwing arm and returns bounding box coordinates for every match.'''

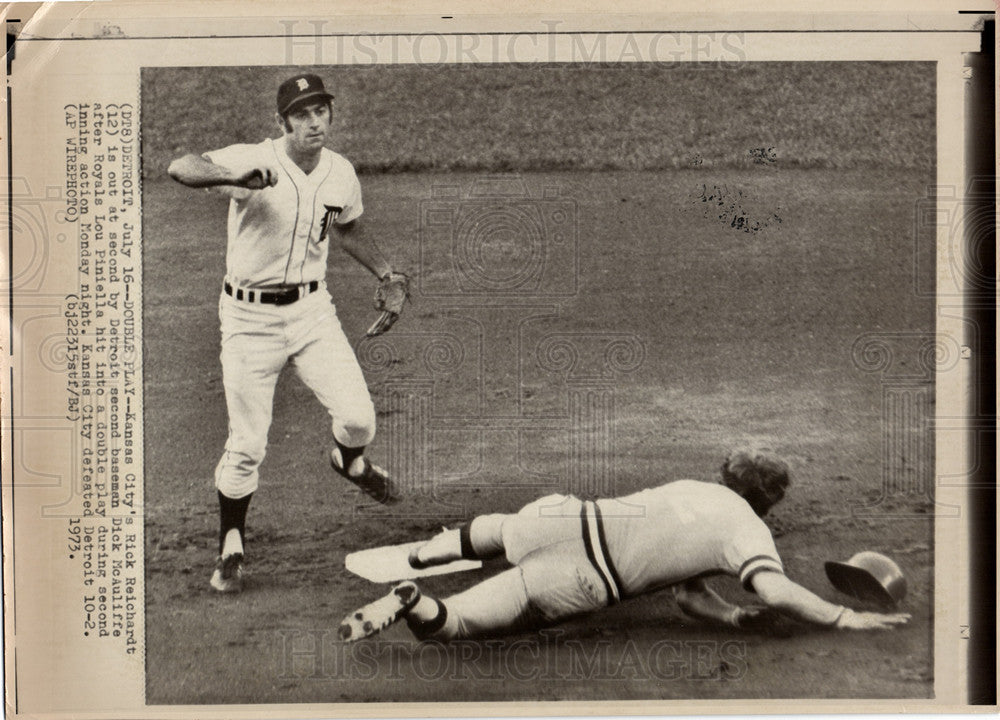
[168,154,279,190]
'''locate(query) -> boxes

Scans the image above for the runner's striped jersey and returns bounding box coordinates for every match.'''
[204,138,363,288]
[594,480,784,598]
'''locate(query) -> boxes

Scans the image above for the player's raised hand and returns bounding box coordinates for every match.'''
[835,608,911,631]
[236,167,279,189]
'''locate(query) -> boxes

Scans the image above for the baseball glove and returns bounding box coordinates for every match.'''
[366,271,411,337]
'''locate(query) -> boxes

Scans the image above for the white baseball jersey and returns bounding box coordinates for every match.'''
[204,138,363,288]
[592,481,784,599]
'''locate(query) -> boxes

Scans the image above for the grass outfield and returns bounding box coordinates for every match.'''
[142,62,933,176]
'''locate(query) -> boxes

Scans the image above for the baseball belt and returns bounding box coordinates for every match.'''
[223,280,319,306]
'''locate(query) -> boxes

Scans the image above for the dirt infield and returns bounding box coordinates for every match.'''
[143,166,934,703]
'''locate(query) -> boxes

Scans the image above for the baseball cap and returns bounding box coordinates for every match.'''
[276,74,335,115]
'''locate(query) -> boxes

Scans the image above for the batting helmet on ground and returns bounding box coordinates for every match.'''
[824,551,907,607]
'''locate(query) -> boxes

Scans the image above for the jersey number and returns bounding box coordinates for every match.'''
[319,205,344,242]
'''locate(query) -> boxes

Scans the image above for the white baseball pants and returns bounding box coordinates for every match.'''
[214,287,376,498]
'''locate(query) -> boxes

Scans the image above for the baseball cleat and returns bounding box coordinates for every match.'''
[210,552,244,593]
[339,581,420,642]
[331,453,401,505]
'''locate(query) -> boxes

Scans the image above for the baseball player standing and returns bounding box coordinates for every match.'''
[168,74,410,593]
[340,451,911,640]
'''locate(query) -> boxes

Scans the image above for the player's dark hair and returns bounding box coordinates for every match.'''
[720,451,791,517]
[280,99,333,132]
